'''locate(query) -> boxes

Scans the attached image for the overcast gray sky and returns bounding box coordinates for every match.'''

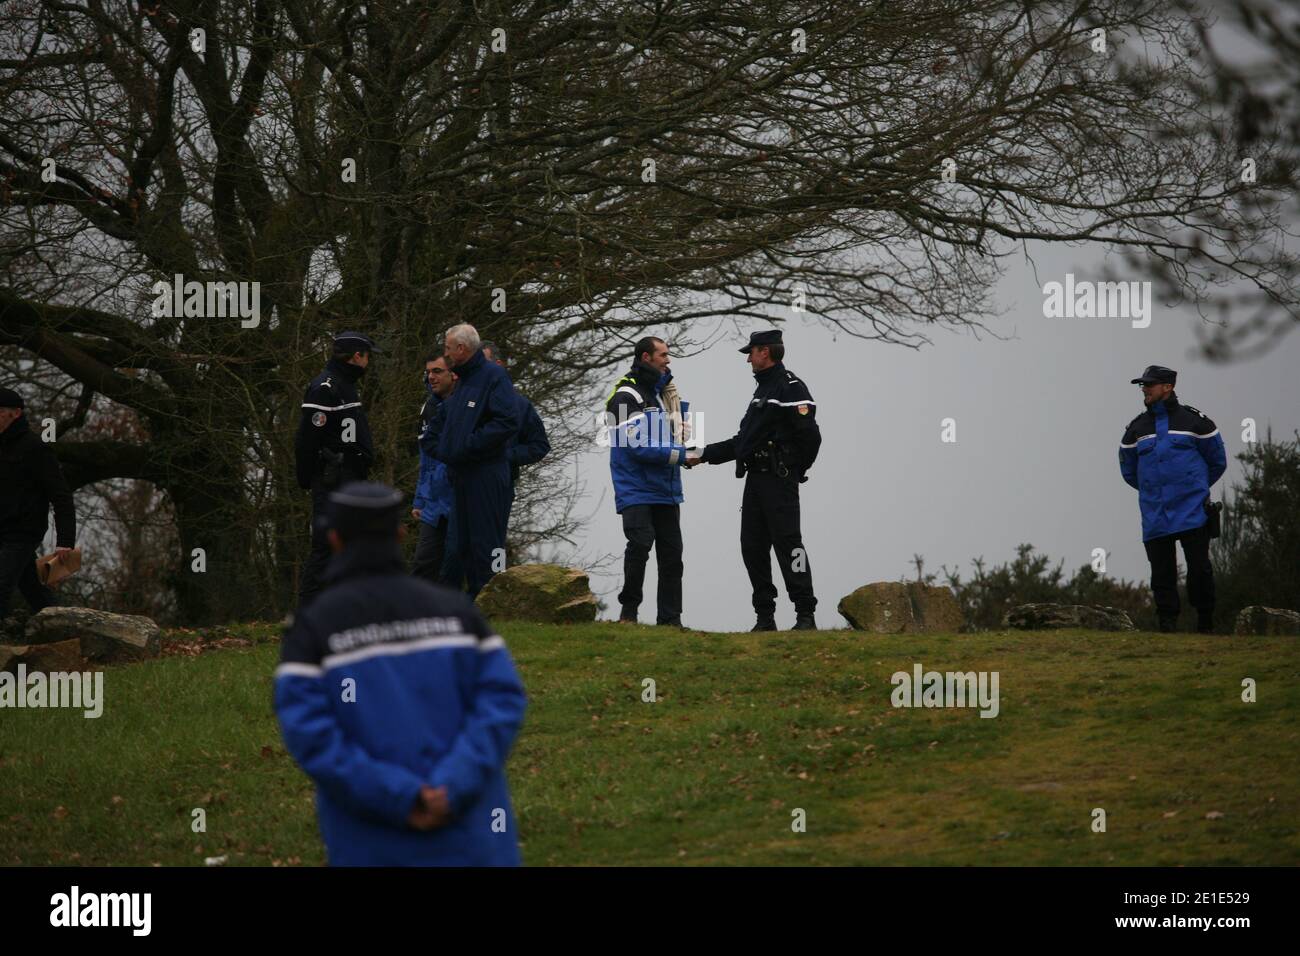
[561,239,1300,631]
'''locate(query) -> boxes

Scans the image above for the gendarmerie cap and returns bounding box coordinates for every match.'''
[0,386,23,408]
[739,329,783,353]
[1131,365,1176,386]
[327,482,404,538]
[333,331,382,354]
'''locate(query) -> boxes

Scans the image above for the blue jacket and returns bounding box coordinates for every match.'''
[1119,392,1227,541]
[413,390,453,526]
[274,538,527,866]
[432,350,520,475]
[506,391,551,485]
[605,360,686,513]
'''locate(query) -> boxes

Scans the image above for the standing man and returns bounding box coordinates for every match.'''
[295,332,379,606]
[428,324,520,598]
[606,336,688,626]
[412,354,456,585]
[0,387,76,622]
[1119,365,1227,633]
[686,331,821,631]
[274,481,527,866]
[481,341,551,504]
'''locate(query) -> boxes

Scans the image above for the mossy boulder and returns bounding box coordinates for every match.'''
[1233,606,1300,636]
[476,564,599,624]
[1002,604,1136,631]
[838,582,963,633]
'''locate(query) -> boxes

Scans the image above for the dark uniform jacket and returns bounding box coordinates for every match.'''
[295,358,375,490]
[506,391,550,485]
[0,415,76,546]
[700,362,822,479]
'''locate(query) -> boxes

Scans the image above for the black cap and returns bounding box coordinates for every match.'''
[0,386,23,409]
[333,331,381,354]
[739,329,783,353]
[327,482,404,539]
[1131,365,1176,386]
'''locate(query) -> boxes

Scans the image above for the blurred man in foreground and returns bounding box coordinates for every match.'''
[274,481,527,866]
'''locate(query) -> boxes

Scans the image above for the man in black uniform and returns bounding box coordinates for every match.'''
[295,332,379,606]
[0,387,76,622]
[686,331,821,631]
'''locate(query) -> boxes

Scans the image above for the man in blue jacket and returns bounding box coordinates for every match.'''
[411,354,456,585]
[482,341,551,503]
[1118,365,1228,633]
[606,336,689,626]
[429,324,520,598]
[274,481,527,866]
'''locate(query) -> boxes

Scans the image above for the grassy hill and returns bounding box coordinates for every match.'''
[1,622,1297,866]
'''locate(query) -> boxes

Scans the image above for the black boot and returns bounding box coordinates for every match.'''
[618,606,638,624]
[1196,611,1214,634]
[793,613,817,631]
[1158,615,1177,633]
[751,613,777,632]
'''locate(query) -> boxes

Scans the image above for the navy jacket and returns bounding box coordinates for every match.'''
[605,360,686,512]
[701,362,821,479]
[432,350,520,474]
[1119,392,1227,541]
[274,537,527,866]
[294,358,375,489]
[506,391,550,485]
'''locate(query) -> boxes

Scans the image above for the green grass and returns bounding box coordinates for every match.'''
[1,622,1297,865]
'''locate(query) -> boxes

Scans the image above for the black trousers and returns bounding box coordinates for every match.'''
[0,532,53,621]
[618,504,683,624]
[1143,521,1215,621]
[411,516,449,586]
[298,481,333,607]
[741,472,816,616]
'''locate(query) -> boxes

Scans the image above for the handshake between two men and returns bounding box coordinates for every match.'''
[606,329,822,632]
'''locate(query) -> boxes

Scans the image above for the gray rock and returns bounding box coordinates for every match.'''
[1002,603,1136,631]
[838,582,963,633]
[476,564,599,624]
[26,607,161,662]
[1233,606,1300,636]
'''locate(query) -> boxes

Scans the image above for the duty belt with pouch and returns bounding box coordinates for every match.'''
[1204,498,1223,539]
[743,441,791,478]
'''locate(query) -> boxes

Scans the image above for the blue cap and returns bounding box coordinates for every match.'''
[327,482,404,538]
[739,330,783,353]
[1131,365,1176,386]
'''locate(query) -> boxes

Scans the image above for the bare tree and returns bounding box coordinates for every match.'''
[1,0,1293,622]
